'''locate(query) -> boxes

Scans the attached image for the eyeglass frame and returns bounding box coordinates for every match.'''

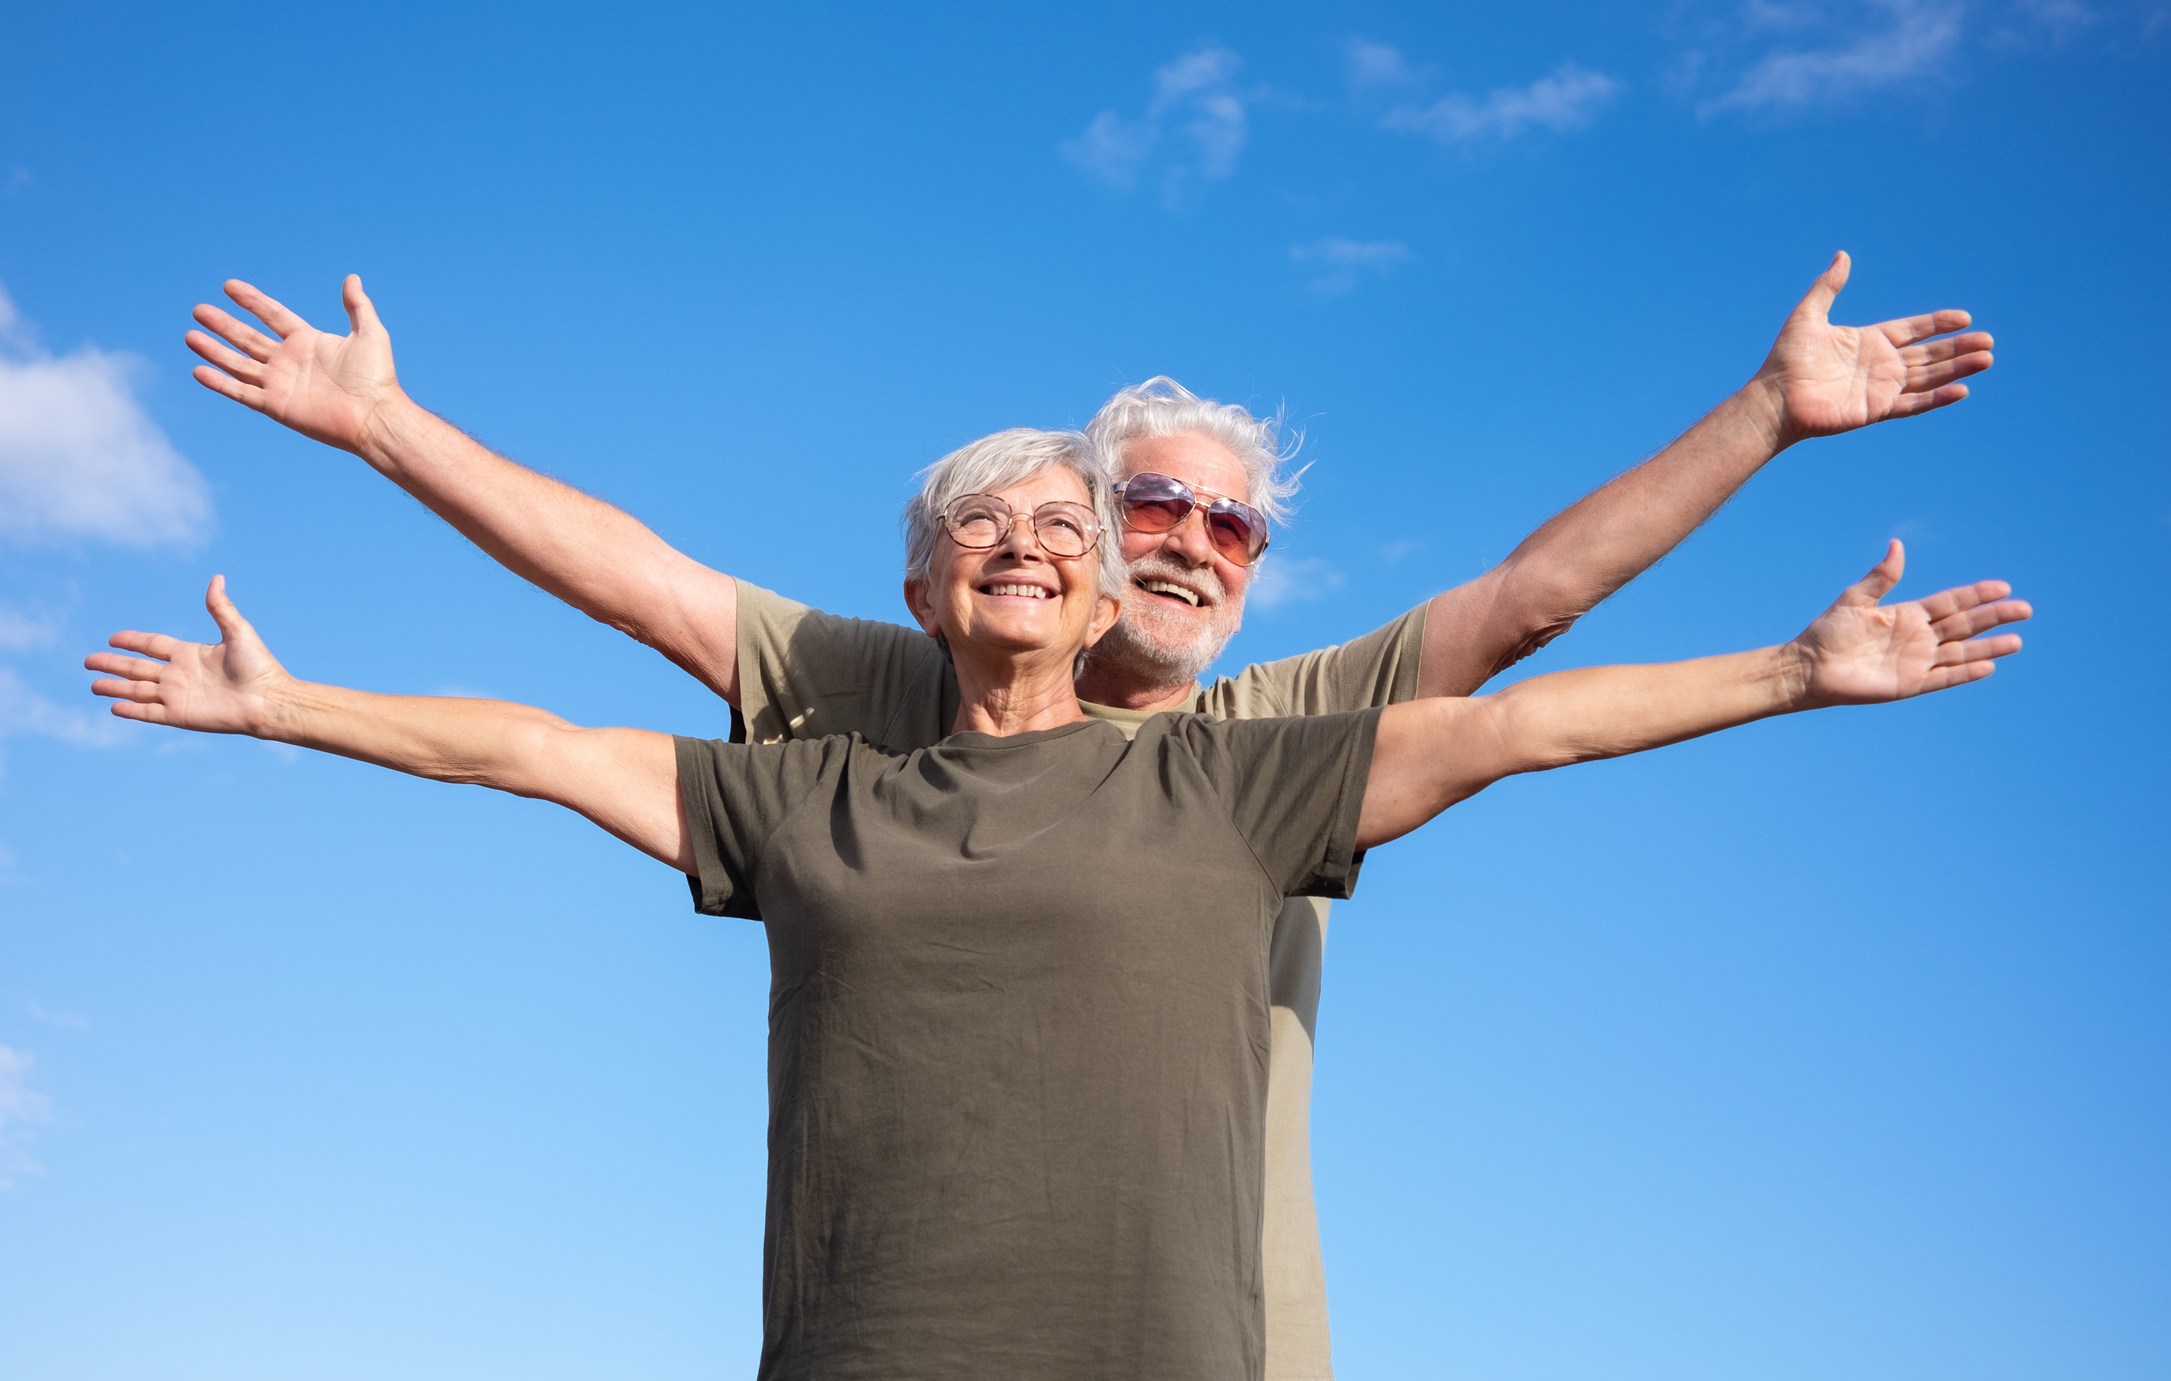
[1111,471,1272,565]
[936,493,1106,558]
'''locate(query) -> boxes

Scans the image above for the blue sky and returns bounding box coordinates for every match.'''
[2,3,2166,1377]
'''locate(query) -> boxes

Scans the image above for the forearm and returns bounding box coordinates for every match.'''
[353,396,740,698]
[252,679,691,867]
[1419,383,1789,696]
[1485,641,1808,775]
[256,677,582,794]
[1362,641,1809,847]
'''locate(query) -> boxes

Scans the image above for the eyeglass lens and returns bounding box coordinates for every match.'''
[1117,474,1267,563]
[944,496,1098,558]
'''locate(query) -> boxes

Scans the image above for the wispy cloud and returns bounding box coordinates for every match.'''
[1703,0,1964,113]
[1346,36,1420,91]
[0,667,128,753]
[0,282,213,549]
[0,1045,54,1189]
[1250,555,1347,612]
[1290,238,1412,295]
[1379,59,1622,143]
[0,604,57,651]
[26,1002,88,1032]
[1063,47,1250,204]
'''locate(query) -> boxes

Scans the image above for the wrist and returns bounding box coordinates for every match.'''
[1771,640,1820,711]
[1735,374,1797,456]
[247,672,310,742]
[352,388,424,470]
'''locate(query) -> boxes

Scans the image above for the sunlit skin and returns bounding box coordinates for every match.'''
[1074,431,1256,711]
[904,467,1121,737]
[179,252,1996,720]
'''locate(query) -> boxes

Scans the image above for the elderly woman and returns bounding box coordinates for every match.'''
[87,429,2026,1380]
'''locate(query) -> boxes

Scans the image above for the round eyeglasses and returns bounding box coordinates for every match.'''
[939,494,1103,559]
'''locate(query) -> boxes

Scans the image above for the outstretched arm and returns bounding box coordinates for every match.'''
[1417,252,1995,698]
[85,577,693,870]
[1361,542,2028,848]
[186,279,742,702]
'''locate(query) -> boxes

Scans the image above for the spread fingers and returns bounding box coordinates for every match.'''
[191,303,280,359]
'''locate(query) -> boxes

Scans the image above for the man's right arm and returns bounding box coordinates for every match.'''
[187,276,742,703]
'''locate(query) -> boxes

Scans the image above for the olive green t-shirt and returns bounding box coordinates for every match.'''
[738,577,1432,1372]
[727,580,1428,1381]
[676,709,1380,1380]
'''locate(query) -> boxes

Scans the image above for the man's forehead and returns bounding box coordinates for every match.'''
[1117,431,1250,497]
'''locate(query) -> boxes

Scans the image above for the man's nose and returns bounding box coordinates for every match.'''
[1157,505,1218,567]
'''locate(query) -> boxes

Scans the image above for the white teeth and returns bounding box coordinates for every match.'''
[984,583,1049,598]
[1140,579,1201,606]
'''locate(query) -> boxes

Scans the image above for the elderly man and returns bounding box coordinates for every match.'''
[184,252,1991,1379]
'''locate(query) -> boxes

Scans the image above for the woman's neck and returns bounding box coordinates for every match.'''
[948,647,1090,737]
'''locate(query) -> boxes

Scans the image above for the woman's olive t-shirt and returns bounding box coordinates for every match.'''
[674,708,1380,1381]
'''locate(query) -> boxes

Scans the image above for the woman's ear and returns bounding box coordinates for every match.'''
[902,578,940,636]
[1084,592,1122,648]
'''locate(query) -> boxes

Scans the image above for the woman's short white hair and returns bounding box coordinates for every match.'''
[902,428,1125,599]
[1083,376,1302,527]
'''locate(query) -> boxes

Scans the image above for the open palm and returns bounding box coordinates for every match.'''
[1757,252,1995,444]
[1795,541,2029,705]
[85,577,292,735]
[185,276,400,453]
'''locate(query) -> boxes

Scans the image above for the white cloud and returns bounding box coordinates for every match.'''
[0,604,57,650]
[0,1045,53,1189]
[1062,47,1250,203]
[1347,36,1419,91]
[26,1002,88,1032]
[0,667,129,751]
[1249,556,1347,612]
[0,282,213,549]
[1382,61,1622,142]
[1290,238,1412,295]
[1704,0,1963,112]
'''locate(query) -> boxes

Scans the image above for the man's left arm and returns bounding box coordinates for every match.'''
[1417,251,1994,698]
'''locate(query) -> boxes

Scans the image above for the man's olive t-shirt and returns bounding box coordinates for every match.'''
[728,580,1427,1380]
[675,710,1379,1380]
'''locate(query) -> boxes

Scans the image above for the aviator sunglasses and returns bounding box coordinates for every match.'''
[1112,472,1271,565]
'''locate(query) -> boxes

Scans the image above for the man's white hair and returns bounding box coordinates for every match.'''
[1083,376,1302,526]
[902,428,1125,598]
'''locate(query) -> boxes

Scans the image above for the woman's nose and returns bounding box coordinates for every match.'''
[996,511,1048,559]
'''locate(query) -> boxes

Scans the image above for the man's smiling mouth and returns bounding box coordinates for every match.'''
[1137,578,1202,607]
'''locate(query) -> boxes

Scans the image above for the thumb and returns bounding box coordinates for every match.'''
[1797,250,1850,322]
[205,574,255,645]
[344,274,385,336]
[1839,538,1904,607]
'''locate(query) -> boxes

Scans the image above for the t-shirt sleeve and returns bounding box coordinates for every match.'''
[1198,603,1427,719]
[673,732,847,920]
[1175,709,1382,901]
[734,579,958,750]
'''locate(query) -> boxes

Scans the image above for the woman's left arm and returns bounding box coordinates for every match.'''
[86,576,692,870]
[1358,541,2030,849]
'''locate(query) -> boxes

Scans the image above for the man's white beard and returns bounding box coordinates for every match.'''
[1087,555,1242,687]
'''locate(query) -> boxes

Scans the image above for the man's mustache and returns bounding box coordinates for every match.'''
[1124,553,1229,611]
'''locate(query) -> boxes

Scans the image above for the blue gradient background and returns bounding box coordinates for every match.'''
[1,4,2164,1377]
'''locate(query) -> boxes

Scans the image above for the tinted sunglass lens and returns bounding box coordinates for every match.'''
[1205,510,1259,560]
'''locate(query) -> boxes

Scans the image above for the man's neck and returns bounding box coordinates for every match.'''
[1070,666,1199,714]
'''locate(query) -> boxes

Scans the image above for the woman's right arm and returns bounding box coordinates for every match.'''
[86,576,694,871]
[1357,541,2030,850]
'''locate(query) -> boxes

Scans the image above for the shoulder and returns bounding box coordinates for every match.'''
[1196,602,1430,719]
